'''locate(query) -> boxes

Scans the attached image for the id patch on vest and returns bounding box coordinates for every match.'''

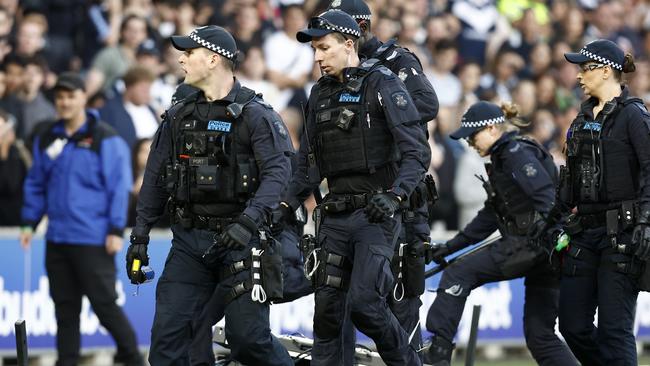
[271,118,288,139]
[207,120,232,132]
[339,93,361,103]
[582,121,601,132]
[392,92,409,110]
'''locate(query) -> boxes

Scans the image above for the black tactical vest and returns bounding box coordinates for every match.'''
[164,87,260,216]
[562,97,644,206]
[311,65,399,178]
[487,136,556,233]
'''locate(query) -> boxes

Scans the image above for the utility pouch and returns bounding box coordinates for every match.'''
[579,162,599,202]
[196,165,219,191]
[621,200,636,230]
[260,245,284,302]
[322,200,348,214]
[403,249,425,297]
[424,174,439,206]
[498,239,544,277]
[558,165,573,205]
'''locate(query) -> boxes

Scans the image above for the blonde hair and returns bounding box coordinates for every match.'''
[496,102,530,133]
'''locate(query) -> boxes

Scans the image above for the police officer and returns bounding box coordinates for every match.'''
[284,9,429,365]
[126,26,293,365]
[424,101,577,366]
[329,0,439,354]
[558,39,650,366]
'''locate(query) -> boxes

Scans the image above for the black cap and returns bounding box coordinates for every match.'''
[296,9,361,43]
[171,25,237,61]
[137,39,161,57]
[450,101,505,140]
[54,72,85,92]
[564,39,624,71]
[328,0,371,21]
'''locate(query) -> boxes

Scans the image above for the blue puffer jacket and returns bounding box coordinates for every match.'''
[21,110,132,246]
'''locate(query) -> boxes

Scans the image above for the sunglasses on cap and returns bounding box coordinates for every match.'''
[308,17,338,31]
[579,63,607,72]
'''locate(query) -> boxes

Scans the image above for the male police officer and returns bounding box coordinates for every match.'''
[285,10,428,365]
[330,0,439,353]
[126,26,293,365]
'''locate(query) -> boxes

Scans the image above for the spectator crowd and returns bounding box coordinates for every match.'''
[0,0,649,230]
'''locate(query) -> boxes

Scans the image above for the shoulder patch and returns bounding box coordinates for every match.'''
[522,163,538,177]
[271,117,288,139]
[391,91,409,110]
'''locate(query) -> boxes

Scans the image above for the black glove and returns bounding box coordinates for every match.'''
[365,192,401,223]
[126,234,150,284]
[633,207,650,260]
[424,242,450,264]
[220,214,257,250]
[269,202,293,237]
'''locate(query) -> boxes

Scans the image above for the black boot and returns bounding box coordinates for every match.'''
[426,335,454,366]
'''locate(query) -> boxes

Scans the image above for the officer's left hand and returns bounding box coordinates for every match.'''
[221,214,258,250]
[633,224,650,260]
[365,192,401,223]
[424,242,450,264]
[126,234,150,285]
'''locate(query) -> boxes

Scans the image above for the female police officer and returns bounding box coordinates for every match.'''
[424,101,576,366]
[559,39,650,366]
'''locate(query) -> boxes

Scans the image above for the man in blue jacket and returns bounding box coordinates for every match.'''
[19,72,142,366]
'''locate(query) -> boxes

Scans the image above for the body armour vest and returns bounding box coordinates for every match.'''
[562,97,644,206]
[311,65,399,178]
[487,136,556,231]
[164,87,260,216]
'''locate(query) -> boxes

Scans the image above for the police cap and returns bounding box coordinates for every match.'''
[171,25,237,61]
[450,101,505,140]
[296,9,361,43]
[328,0,372,21]
[564,39,624,71]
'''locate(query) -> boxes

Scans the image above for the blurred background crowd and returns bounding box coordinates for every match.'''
[0,0,649,231]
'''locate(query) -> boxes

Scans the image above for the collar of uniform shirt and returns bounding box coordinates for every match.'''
[488,130,518,155]
[195,77,241,103]
[580,85,627,119]
[358,36,382,60]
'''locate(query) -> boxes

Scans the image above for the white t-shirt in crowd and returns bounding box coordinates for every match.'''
[124,101,159,139]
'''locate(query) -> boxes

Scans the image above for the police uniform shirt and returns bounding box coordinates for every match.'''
[132,80,293,236]
[571,86,650,208]
[449,132,557,251]
[285,65,429,207]
[359,36,439,125]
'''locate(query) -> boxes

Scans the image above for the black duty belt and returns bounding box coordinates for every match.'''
[173,208,235,231]
[321,193,371,214]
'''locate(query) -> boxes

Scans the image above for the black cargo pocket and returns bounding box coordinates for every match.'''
[261,248,284,302]
[196,165,219,192]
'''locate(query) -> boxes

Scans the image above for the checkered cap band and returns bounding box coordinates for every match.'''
[189,31,235,60]
[322,23,361,37]
[580,48,623,71]
[352,14,371,20]
[460,116,505,128]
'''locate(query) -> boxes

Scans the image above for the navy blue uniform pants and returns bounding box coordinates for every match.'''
[45,242,142,366]
[425,237,576,366]
[312,209,421,366]
[149,225,292,366]
[188,228,312,365]
[558,227,640,366]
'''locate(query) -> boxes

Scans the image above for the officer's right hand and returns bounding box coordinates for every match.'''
[425,242,450,264]
[220,214,257,250]
[365,192,401,223]
[126,234,150,284]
